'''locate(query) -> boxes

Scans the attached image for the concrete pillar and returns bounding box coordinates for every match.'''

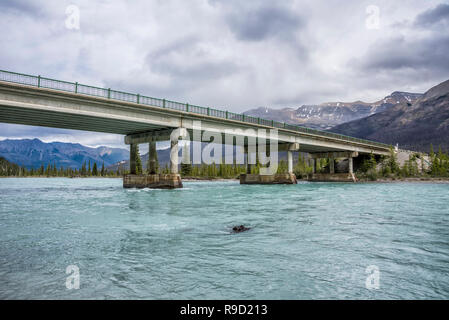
[246,152,252,174]
[170,139,178,174]
[311,158,316,174]
[130,143,137,174]
[329,158,335,174]
[148,141,157,174]
[348,157,353,174]
[287,150,293,174]
[315,158,320,173]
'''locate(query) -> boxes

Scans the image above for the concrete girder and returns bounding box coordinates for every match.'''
[309,151,359,159]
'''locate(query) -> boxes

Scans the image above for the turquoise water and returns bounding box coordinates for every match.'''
[0,178,448,299]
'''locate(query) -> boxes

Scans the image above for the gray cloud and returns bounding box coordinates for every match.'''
[225,5,303,42]
[414,3,449,27]
[356,34,449,75]
[0,0,448,146]
[0,0,43,15]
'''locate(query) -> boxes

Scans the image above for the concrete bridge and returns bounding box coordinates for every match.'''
[0,70,391,187]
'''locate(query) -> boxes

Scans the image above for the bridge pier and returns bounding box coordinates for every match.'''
[308,152,357,182]
[129,143,137,175]
[123,129,183,189]
[240,143,298,185]
[329,157,335,174]
[148,141,157,174]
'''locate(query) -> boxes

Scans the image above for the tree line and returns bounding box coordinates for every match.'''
[356,144,449,180]
[2,144,448,179]
[0,158,121,177]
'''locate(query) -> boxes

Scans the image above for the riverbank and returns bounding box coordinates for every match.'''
[355,176,449,183]
[2,175,449,183]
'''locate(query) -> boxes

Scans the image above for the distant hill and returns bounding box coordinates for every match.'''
[330,79,449,152]
[0,138,129,169]
[243,91,422,130]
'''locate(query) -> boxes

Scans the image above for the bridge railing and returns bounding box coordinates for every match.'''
[0,69,390,148]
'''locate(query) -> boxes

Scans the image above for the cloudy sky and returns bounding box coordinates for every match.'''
[0,0,448,148]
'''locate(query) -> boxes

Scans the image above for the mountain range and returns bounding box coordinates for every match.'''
[330,80,449,152]
[244,91,423,130]
[0,138,129,169]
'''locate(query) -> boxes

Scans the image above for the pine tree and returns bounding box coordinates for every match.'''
[101,162,105,176]
[81,161,87,176]
[135,145,143,174]
[92,162,98,176]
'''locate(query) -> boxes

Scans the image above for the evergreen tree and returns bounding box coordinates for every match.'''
[135,145,143,174]
[92,162,98,176]
[101,162,105,176]
[81,161,87,176]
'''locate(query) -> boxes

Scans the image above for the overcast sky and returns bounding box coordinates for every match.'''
[1,0,448,148]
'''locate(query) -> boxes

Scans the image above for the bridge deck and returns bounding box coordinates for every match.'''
[0,70,391,155]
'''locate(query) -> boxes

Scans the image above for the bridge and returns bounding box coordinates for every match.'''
[0,70,391,187]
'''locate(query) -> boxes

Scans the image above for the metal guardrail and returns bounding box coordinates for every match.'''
[0,69,390,148]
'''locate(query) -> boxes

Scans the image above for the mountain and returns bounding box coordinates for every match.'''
[0,138,129,169]
[330,79,449,152]
[244,92,423,130]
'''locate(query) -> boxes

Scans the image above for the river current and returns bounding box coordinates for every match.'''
[0,178,448,299]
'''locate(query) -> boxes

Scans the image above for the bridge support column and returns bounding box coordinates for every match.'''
[148,141,157,174]
[246,162,252,174]
[170,139,179,174]
[309,151,358,182]
[329,157,335,174]
[287,150,293,174]
[245,146,253,174]
[348,157,353,174]
[129,143,137,175]
[310,158,316,174]
[123,129,182,189]
[240,143,298,184]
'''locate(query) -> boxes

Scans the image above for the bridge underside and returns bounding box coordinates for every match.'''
[0,102,369,154]
[0,104,168,135]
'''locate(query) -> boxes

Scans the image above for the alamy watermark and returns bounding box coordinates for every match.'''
[65,5,80,30]
[365,265,380,290]
[168,121,281,174]
[66,265,80,289]
[365,5,380,30]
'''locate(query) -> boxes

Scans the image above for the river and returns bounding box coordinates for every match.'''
[0,178,448,299]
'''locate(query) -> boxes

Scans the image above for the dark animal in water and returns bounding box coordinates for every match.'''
[232,225,250,233]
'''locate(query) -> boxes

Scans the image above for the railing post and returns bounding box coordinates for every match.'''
[75,82,78,93]
[37,75,41,88]
[243,114,245,122]
[283,122,286,128]
[271,120,274,127]
[207,107,210,116]
[226,111,228,119]
[186,103,189,112]
[137,94,140,104]
[108,88,111,99]
[163,99,166,108]
[258,117,260,124]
